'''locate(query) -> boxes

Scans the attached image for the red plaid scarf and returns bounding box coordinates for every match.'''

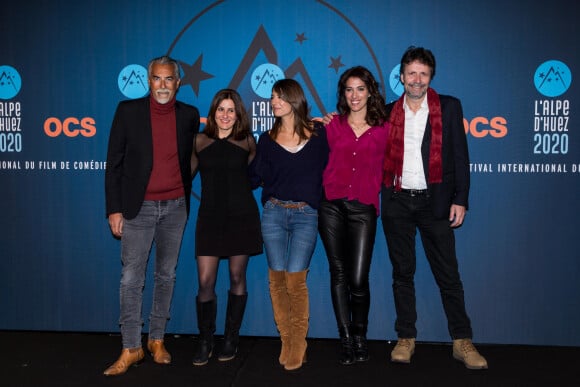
[383,87,442,190]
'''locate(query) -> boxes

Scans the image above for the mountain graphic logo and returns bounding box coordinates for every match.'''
[251,63,284,99]
[388,64,403,100]
[117,64,149,99]
[163,0,384,118]
[0,65,22,100]
[534,60,572,97]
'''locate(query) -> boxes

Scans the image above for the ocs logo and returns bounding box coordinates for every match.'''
[0,65,22,100]
[43,117,96,138]
[534,60,571,97]
[251,64,285,99]
[118,64,149,99]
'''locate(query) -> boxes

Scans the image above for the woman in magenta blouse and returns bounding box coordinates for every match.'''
[318,66,390,365]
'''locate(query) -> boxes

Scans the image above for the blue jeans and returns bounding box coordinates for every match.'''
[261,198,319,273]
[119,197,187,349]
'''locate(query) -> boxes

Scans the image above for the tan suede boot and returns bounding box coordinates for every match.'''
[268,269,291,365]
[453,339,488,369]
[284,270,309,371]
[391,338,415,363]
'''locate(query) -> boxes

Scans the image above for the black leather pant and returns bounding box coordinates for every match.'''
[318,198,377,336]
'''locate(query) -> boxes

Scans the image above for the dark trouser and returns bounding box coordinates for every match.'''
[381,189,472,340]
[318,199,377,334]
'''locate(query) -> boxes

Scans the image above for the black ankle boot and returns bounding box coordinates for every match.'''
[353,335,369,362]
[339,325,355,365]
[193,297,216,366]
[218,291,247,361]
[352,323,369,362]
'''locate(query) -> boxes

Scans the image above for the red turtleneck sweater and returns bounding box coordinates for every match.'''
[144,96,184,201]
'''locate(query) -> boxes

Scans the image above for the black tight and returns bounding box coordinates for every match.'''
[196,255,249,302]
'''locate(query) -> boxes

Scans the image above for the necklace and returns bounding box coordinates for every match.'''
[348,119,368,132]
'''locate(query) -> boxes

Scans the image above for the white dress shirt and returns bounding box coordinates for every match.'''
[401,94,429,190]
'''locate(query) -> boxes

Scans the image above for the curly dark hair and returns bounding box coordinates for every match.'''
[336,66,387,127]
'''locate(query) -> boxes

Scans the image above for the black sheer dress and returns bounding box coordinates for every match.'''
[191,133,262,257]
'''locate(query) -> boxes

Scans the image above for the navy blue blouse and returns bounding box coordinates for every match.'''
[250,122,329,209]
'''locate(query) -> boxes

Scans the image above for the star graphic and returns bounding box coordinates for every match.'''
[295,32,307,44]
[329,56,345,74]
[179,55,214,96]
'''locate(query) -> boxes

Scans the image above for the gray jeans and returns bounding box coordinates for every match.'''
[119,197,187,348]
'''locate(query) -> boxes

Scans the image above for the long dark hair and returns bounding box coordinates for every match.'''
[269,79,314,143]
[336,66,387,127]
[204,89,250,140]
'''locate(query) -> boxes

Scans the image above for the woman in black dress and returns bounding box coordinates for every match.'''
[191,89,262,365]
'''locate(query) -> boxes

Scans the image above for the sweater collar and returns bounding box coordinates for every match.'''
[149,95,176,114]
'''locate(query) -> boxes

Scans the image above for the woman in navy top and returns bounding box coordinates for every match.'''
[251,79,329,371]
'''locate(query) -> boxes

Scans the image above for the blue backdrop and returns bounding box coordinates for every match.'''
[1,0,579,346]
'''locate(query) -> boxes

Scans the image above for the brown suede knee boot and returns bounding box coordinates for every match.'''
[284,270,309,371]
[268,269,291,365]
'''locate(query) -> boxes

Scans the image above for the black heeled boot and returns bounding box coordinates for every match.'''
[193,297,216,366]
[339,325,355,365]
[218,291,247,361]
[353,325,369,362]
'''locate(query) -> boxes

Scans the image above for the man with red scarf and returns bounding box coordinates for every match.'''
[381,46,487,369]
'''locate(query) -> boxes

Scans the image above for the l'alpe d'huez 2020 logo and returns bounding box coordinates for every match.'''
[532,60,572,157]
[163,0,385,139]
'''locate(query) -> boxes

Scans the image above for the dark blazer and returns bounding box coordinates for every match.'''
[381,94,470,219]
[105,96,200,220]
